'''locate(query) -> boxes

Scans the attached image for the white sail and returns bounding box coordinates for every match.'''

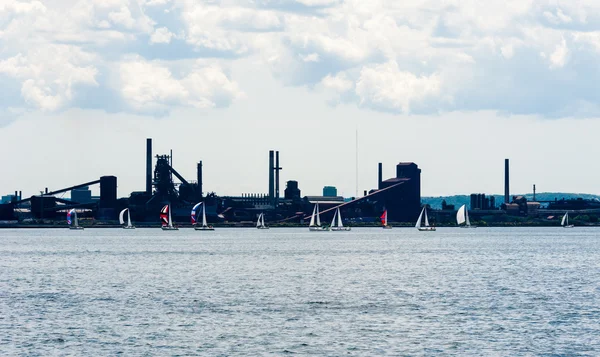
[261,213,265,227]
[168,205,173,227]
[73,210,78,227]
[456,205,466,225]
[337,208,343,228]
[257,213,262,227]
[309,205,317,227]
[127,210,132,227]
[330,209,337,228]
[465,208,471,227]
[202,204,208,227]
[119,208,127,225]
[561,212,568,226]
[424,208,430,227]
[416,207,424,228]
[315,203,321,226]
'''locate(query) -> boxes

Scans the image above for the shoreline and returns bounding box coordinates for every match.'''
[1,223,598,229]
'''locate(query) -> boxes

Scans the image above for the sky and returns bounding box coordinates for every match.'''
[1,0,600,199]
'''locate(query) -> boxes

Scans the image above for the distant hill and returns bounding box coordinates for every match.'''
[422,193,600,210]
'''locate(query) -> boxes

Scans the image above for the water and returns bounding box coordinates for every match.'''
[1,227,600,356]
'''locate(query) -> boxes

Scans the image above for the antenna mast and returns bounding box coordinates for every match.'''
[355,127,358,198]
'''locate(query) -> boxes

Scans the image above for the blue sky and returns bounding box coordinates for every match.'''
[1,0,600,198]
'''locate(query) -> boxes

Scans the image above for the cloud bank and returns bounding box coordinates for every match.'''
[2,0,600,118]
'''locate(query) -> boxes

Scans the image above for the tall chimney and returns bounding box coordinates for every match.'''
[378,163,383,189]
[504,158,510,204]
[197,161,203,198]
[146,138,152,194]
[533,184,536,202]
[275,151,280,206]
[269,150,274,204]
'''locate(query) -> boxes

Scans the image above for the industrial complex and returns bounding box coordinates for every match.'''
[1,140,599,227]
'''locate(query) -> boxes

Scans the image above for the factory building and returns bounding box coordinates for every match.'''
[71,186,93,204]
[470,193,495,210]
[285,181,301,201]
[379,162,421,222]
[323,186,337,197]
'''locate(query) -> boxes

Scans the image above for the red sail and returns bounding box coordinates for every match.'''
[380,210,387,224]
[160,205,169,226]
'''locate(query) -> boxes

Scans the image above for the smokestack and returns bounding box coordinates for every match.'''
[197,161,203,198]
[275,151,281,206]
[269,150,274,204]
[146,138,152,194]
[504,159,510,204]
[378,163,383,189]
[533,184,536,202]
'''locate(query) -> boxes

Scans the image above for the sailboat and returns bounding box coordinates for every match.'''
[119,208,135,229]
[415,206,436,231]
[456,204,476,228]
[330,207,351,231]
[67,209,84,230]
[160,204,178,230]
[194,202,214,231]
[309,202,328,231]
[381,210,392,229]
[256,213,269,229]
[561,211,575,228]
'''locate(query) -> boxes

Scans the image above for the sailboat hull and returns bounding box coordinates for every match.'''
[563,225,575,228]
[161,226,179,231]
[331,227,351,231]
[69,226,84,230]
[459,225,477,229]
[382,225,392,229]
[309,226,329,231]
[123,226,135,229]
[194,226,214,231]
[257,226,269,230]
[418,227,436,231]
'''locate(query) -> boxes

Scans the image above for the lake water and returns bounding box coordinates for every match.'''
[1,227,599,356]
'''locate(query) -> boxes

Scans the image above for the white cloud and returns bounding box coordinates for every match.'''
[295,0,340,6]
[549,37,569,69]
[2,0,600,118]
[150,26,174,44]
[118,56,243,112]
[543,9,573,25]
[321,72,353,92]
[355,61,442,114]
[180,3,282,55]
[0,45,98,111]
[300,53,320,62]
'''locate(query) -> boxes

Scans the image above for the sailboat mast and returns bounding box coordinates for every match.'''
[316,203,321,226]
